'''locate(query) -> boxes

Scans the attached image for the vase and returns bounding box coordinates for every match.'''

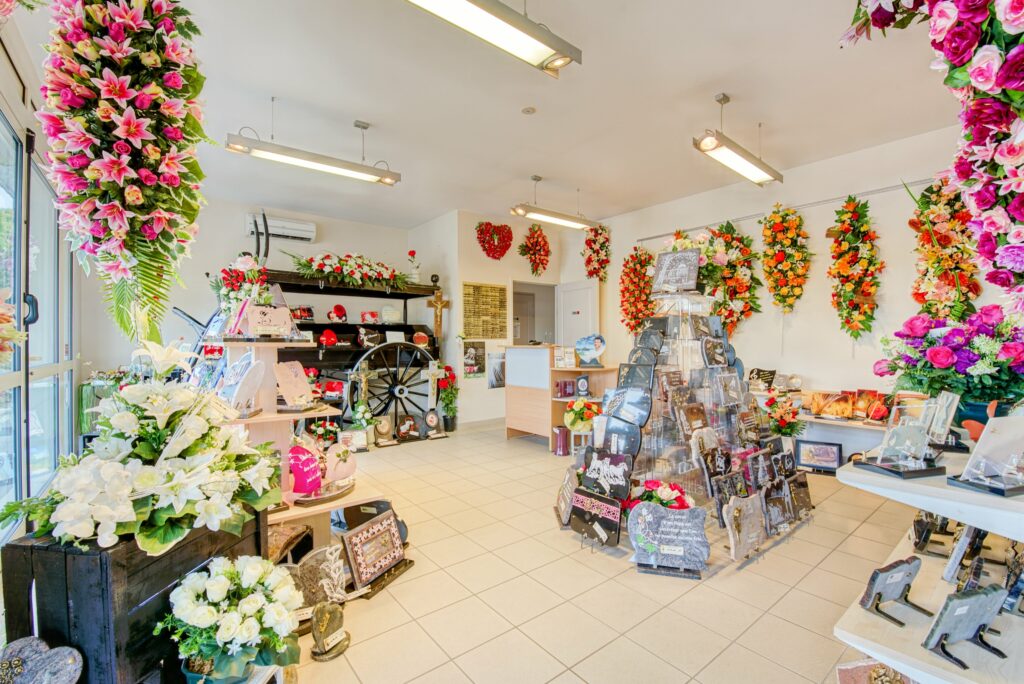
[182,662,254,684]
[443,415,457,432]
[954,399,1011,428]
[408,268,420,284]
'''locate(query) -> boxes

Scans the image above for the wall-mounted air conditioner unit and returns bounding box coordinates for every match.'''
[244,213,317,243]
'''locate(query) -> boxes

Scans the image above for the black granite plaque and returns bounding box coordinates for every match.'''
[602,387,653,428]
[617,363,656,390]
[570,488,621,547]
[581,448,633,499]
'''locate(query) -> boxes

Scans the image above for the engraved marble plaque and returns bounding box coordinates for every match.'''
[581,448,633,499]
[858,556,923,609]
[569,488,621,547]
[627,346,658,366]
[923,585,1008,650]
[593,415,642,456]
[788,472,813,520]
[555,466,576,526]
[0,638,82,684]
[761,477,796,536]
[617,363,656,390]
[627,502,710,572]
[602,387,653,428]
[635,328,665,352]
[652,248,699,293]
[724,494,767,562]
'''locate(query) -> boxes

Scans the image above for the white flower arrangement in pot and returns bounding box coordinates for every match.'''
[155,555,303,682]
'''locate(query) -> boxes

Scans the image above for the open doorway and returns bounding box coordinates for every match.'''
[512,282,556,345]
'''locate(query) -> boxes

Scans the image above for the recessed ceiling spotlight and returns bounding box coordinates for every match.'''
[521,106,536,115]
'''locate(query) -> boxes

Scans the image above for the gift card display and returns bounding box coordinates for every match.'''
[592,415,642,456]
[569,488,621,547]
[617,363,655,389]
[581,448,633,499]
[601,387,653,428]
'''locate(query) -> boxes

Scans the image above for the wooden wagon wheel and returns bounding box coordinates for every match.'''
[350,341,435,431]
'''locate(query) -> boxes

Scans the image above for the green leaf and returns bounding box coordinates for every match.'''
[943,66,970,89]
[256,635,300,667]
[238,486,281,511]
[212,648,257,678]
[151,501,197,527]
[135,519,191,556]
[218,510,246,537]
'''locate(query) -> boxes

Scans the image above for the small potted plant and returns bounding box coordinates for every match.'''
[564,398,601,434]
[438,365,459,431]
[350,399,378,446]
[154,556,302,683]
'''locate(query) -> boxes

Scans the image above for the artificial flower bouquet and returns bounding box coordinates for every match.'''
[438,365,459,417]
[564,398,601,433]
[154,556,301,681]
[759,205,811,313]
[0,288,26,363]
[307,419,341,446]
[581,225,611,281]
[619,246,656,333]
[827,196,884,339]
[211,253,270,313]
[874,305,1024,403]
[0,342,282,556]
[518,224,551,276]
[350,400,377,429]
[287,251,408,290]
[624,480,694,512]
[764,387,805,437]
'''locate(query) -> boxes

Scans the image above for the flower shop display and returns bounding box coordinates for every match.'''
[307,418,341,447]
[154,555,301,682]
[764,387,805,437]
[287,252,407,290]
[475,221,513,260]
[826,196,885,339]
[407,249,420,283]
[0,341,281,556]
[581,224,611,281]
[210,253,270,313]
[847,1,1024,310]
[619,246,656,333]
[517,224,551,276]
[0,288,26,363]
[759,204,812,313]
[38,0,208,340]
[874,305,1024,406]
[907,180,981,321]
[438,364,459,431]
[624,480,695,511]
[564,397,602,433]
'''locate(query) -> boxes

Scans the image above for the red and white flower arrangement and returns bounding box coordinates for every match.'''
[760,205,812,314]
[619,246,655,333]
[581,224,611,281]
[287,252,408,289]
[847,2,1024,310]
[625,480,694,511]
[475,221,513,260]
[210,253,269,312]
[37,0,207,339]
[518,224,551,276]
[307,418,342,446]
[827,196,885,339]
[764,387,804,437]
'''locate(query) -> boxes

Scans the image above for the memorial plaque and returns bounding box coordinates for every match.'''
[395,414,417,441]
[702,337,727,367]
[636,328,665,352]
[748,367,777,388]
[711,472,749,527]
[592,415,642,456]
[1004,549,1024,614]
[761,477,796,536]
[602,387,653,428]
[857,556,932,627]
[788,472,813,520]
[689,315,712,339]
[581,448,633,499]
[958,558,986,593]
[627,502,710,577]
[617,363,656,390]
[0,638,82,684]
[747,452,777,491]
[760,436,783,457]
[724,494,767,562]
[462,282,508,339]
[569,488,621,547]
[652,248,699,293]
[627,346,658,366]
[942,526,987,583]
[640,316,669,334]
[678,403,709,438]
[554,466,577,527]
[715,369,743,406]
[922,586,1009,669]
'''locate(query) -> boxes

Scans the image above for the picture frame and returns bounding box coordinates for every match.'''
[795,439,843,472]
[651,248,700,293]
[341,510,405,589]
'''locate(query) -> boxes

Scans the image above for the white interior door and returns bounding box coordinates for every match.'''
[556,280,599,346]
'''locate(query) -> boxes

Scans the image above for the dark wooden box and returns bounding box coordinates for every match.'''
[2,512,268,684]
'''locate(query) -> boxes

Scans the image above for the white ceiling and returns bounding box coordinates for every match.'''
[14,0,957,228]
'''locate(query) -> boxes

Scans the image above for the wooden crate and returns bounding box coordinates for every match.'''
[2,512,268,684]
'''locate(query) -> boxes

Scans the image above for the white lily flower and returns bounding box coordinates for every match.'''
[194,495,232,532]
[132,340,197,378]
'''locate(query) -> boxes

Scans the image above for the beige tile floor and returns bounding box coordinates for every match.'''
[297,420,915,684]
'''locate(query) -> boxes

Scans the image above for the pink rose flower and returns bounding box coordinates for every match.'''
[901,314,933,337]
[137,168,158,186]
[113,140,131,155]
[995,139,1024,166]
[979,303,1006,326]
[123,185,143,206]
[929,2,959,43]
[996,0,1024,35]
[999,341,1024,362]
[162,126,183,141]
[134,92,153,109]
[66,154,89,169]
[982,206,1013,234]
[162,71,184,90]
[1009,226,1024,244]
[872,359,895,377]
[925,346,956,369]
[969,45,1004,94]
[159,172,180,187]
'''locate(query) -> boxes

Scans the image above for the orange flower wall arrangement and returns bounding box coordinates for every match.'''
[581,224,611,281]
[518,224,551,276]
[619,246,655,333]
[707,222,762,336]
[759,204,811,313]
[475,221,513,260]
[827,196,885,339]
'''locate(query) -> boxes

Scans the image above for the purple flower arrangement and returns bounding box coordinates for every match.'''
[874,304,1024,401]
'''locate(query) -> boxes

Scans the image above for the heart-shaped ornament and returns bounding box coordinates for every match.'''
[0,637,82,684]
[311,602,350,662]
[289,445,322,494]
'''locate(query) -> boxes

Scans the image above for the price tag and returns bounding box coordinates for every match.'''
[592,522,608,543]
[324,627,348,650]
[955,606,969,616]
[360,506,377,514]
[293,607,313,621]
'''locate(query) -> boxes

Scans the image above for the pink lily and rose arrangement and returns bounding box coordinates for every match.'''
[36,0,206,337]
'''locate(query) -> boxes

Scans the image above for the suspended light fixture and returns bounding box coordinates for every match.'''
[692,94,782,186]
[403,0,582,77]
[511,176,599,230]
[225,113,401,186]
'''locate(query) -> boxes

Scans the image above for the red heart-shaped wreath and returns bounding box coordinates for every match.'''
[476,222,513,260]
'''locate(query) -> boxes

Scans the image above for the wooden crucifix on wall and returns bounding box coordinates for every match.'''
[426,290,450,343]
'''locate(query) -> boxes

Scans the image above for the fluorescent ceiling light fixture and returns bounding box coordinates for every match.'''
[404,0,582,77]
[510,203,598,230]
[225,133,401,186]
[692,129,782,186]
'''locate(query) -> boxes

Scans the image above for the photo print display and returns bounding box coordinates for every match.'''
[463,341,485,378]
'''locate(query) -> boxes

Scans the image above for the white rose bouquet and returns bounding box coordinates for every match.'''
[350,400,377,429]
[0,342,282,556]
[155,556,302,679]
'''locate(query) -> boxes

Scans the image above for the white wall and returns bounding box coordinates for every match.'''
[79,197,411,371]
[560,125,999,392]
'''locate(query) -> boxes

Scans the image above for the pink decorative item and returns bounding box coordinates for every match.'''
[327,304,347,322]
[288,446,322,494]
[361,311,380,324]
